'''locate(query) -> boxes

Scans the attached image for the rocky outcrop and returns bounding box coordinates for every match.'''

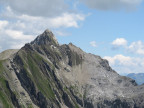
[31,29,59,46]
[0,30,144,108]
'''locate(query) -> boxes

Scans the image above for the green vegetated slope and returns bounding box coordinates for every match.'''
[11,44,82,108]
[20,50,55,100]
[0,60,17,108]
[14,48,58,107]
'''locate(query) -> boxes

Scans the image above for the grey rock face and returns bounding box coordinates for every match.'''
[0,49,19,60]
[0,30,144,108]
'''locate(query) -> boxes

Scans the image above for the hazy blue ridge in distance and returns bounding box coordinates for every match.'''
[127,73,144,85]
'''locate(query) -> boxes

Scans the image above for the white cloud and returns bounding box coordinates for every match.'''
[112,38,127,46]
[0,20,9,29]
[104,54,132,66]
[104,55,144,75]
[2,0,142,14]
[0,0,68,17]
[0,46,2,52]
[0,20,35,50]
[5,30,34,40]
[10,42,26,49]
[111,38,144,55]
[55,31,70,37]
[1,7,86,30]
[127,41,144,55]
[80,0,143,11]
[0,13,85,50]
[48,13,85,28]
[120,0,142,4]
[90,41,97,47]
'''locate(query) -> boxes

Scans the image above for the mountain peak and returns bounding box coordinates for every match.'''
[31,29,59,46]
[44,29,52,34]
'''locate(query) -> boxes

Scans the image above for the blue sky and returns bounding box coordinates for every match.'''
[0,0,144,75]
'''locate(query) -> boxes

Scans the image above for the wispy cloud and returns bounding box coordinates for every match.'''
[104,54,132,66]
[127,41,144,55]
[111,38,144,55]
[112,38,127,46]
[0,20,9,29]
[90,41,97,47]
[111,38,127,50]
[104,54,144,75]
[0,0,68,17]
[0,46,2,51]
[108,38,144,74]
[80,0,143,11]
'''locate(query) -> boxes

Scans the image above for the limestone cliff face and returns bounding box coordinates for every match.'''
[0,30,144,108]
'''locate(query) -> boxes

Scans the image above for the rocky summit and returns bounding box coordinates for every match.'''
[0,30,144,108]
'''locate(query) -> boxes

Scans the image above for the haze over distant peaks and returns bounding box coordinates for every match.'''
[127,73,144,85]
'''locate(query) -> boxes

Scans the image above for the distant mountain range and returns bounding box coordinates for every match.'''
[127,73,144,85]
